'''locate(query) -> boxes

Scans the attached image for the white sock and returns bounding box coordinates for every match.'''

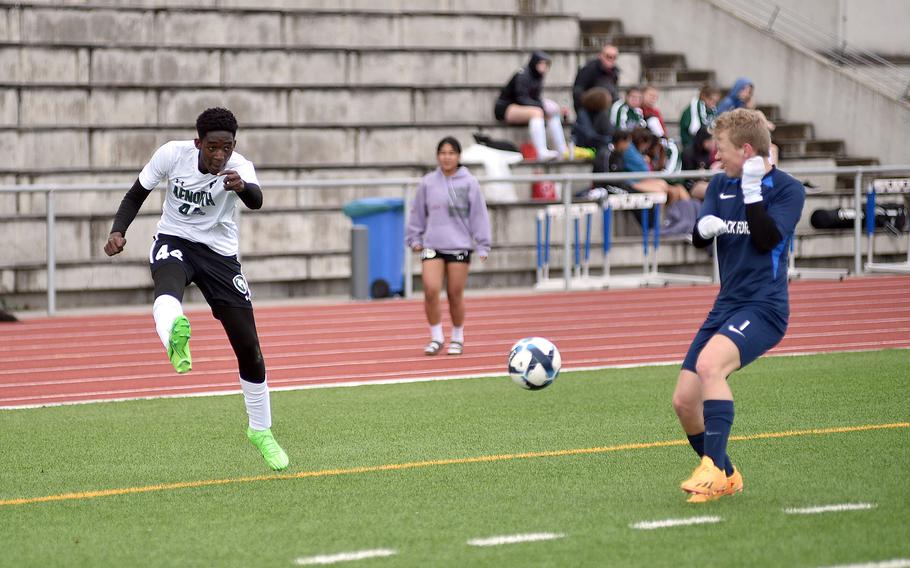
[546,115,568,154]
[451,326,464,343]
[240,377,272,431]
[528,116,549,157]
[152,294,183,350]
[430,323,444,343]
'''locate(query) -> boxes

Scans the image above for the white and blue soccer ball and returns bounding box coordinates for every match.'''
[508,337,561,390]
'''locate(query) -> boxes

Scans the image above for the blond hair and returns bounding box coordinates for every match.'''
[712,108,771,156]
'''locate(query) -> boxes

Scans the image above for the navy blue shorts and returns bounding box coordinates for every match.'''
[149,234,252,309]
[681,305,788,372]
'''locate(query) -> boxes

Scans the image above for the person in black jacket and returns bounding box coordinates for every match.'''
[572,44,620,114]
[493,51,568,161]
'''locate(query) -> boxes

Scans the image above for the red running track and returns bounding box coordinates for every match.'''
[1,276,908,408]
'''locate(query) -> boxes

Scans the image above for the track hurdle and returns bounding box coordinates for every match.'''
[600,192,712,288]
[535,203,599,290]
[864,178,910,274]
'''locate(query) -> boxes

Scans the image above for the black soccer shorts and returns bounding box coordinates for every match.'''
[149,234,252,309]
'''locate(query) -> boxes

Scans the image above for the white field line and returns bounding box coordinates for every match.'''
[817,559,910,568]
[2,345,908,409]
[630,516,722,530]
[4,334,909,396]
[785,503,876,515]
[294,549,396,565]
[467,533,565,546]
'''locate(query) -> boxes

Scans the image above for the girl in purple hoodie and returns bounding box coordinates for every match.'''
[406,137,492,356]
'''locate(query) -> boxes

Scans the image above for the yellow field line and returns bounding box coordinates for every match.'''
[2,421,907,508]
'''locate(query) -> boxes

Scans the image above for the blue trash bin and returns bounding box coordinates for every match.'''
[342,197,405,298]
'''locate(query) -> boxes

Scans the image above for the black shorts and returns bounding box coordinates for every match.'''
[494,99,510,121]
[149,234,252,309]
[420,248,471,263]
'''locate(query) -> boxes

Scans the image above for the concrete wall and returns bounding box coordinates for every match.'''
[563,0,910,165]
[783,0,910,56]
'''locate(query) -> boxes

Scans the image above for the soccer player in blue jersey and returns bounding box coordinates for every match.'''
[672,108,805,502]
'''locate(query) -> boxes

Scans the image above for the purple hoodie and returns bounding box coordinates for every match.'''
[406,166,492,257]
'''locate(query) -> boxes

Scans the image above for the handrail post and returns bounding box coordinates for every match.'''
[402,184,412,299]
[46,190,56,316]
[853,170,863,275]
[562,179,572,290]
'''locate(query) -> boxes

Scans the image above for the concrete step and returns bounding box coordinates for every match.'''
[644,67,714,84]
[755,104,781,122]
[770,122,814,140]
[778,139,846,159]
[640,52,687,70]
[7,0,569,14]
[0,45,642,89]
[1,186,888,270]
[3,81,716,128]
[3,4,581,49]
[2,228,893,311]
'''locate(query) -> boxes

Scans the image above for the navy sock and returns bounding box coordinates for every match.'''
[703,400,735,475]
[687,430,734,475]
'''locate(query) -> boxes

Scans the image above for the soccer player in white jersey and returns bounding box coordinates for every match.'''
[104,108,288,471]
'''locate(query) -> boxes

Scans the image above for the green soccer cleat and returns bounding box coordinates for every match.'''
[247,427,290,471]
[167,315,192,374]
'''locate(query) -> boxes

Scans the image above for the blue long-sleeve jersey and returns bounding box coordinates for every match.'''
[699,167,806,317]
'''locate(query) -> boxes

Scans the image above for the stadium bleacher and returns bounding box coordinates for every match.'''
[0,1,904,309]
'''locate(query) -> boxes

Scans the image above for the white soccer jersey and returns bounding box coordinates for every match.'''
[138,140,259,256]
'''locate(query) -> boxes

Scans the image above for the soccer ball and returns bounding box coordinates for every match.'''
[508,337,561,390]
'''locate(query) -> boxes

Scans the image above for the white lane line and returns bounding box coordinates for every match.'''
[817,559,910,568]
[785,502,876,515]
[294,549,396,565]
[630,516,722,530]
[467,533,566,546]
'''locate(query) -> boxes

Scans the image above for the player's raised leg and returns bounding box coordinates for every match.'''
[151,258,192,374]
[215,305,289,471]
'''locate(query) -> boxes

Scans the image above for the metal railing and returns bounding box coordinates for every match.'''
[715,0,910,101]
[2,164,910,315]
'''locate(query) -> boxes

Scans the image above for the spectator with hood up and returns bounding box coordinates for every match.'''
[494,51,568,161]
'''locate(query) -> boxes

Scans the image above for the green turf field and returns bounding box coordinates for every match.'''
[1,350,908,567]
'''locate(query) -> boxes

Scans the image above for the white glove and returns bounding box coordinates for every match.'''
[741,156,766,204]
[697,215,728,239]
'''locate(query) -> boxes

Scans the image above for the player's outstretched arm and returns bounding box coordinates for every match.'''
[105,178,152,256]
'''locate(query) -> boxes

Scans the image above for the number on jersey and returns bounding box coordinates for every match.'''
[155,244,184,262]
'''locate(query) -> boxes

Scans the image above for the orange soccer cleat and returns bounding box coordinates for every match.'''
[687,465,744,503]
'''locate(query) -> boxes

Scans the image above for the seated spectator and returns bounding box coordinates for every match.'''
[493,51,568,161]
[641,85,667,137]
[680,125,719,200]
[610,86,647,132]
[679,84,721,148]
[641,85,681,173]
[718,78,780,163]
[620,127,689,203]
[717,77,755,113]
[572,87,614,152]
[572,44,620,114]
